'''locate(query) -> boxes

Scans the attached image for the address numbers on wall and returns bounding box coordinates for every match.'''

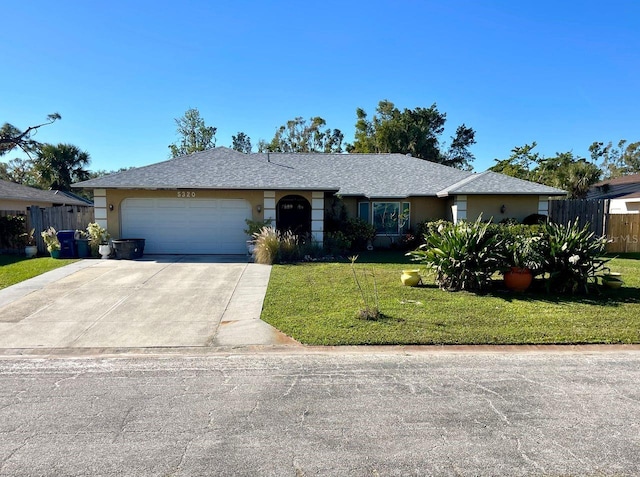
[177,191,196,198]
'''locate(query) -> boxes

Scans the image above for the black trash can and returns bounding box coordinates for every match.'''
[57,230,77,258]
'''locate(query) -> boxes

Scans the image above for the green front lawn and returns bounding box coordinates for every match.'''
[0,255,78,290]
[261,252,640,345]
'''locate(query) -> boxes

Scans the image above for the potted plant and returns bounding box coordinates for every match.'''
[87,222,111,259]
[502,234,545,292]
[21,228,38,258]
[41,226,61,258]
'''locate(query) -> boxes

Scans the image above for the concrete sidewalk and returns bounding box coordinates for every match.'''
[0,256,298,351]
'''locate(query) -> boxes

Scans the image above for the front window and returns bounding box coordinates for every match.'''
[372,202,410,235]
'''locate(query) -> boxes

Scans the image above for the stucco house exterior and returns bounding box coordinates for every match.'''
[73,147,565,254]
[587,174,640,214]
[0,179,92,211]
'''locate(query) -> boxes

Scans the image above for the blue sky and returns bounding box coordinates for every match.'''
[2,0,639,173]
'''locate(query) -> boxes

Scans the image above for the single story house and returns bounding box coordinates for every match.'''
[587,174,640,214]
[0,179,92,212]
[72,147,566,254]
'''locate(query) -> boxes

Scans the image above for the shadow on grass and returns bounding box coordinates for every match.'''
[0,255,27,266]
[489,281,640,307]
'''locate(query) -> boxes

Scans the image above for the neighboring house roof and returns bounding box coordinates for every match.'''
[73,147,566,198]
[617,191,640,200]
[593,173,640,187]
[0,179,91,206]
[588,174,640,200]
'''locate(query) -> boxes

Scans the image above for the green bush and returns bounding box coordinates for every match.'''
[253,227,303,264]
[324,231,351,255]
[0,215,26,249]
[244,218,274,237]
[541,221,609,294]
[496,224,546,272]
[408,217,504,292]
[408,218,610,295]
[344,218,376,251]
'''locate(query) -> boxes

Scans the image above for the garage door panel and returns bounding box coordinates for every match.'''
[121,198,251,254]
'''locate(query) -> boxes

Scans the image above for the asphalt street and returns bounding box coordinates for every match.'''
[1,351,639,476]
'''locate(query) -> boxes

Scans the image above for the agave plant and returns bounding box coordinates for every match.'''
[407,217,504,292]
[541,220,609,294]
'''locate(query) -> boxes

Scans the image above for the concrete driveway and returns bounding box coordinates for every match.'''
[0,256,296,350]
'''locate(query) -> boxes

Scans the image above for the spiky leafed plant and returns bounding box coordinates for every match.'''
[407,217,504,292]
[542,220,609,294]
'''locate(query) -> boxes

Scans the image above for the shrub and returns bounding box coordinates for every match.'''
[344,218,376,251]
[253,226,303,264]
[407,217,504,292]
[253,227,281,264]
[541,221,609,294]
[278,230,300,262]
[0,215,26,249]
[497,224,546,273]
[244,218,273,237]
[324,231,351,256]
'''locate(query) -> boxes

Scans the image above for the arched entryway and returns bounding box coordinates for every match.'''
[277,195,311,236]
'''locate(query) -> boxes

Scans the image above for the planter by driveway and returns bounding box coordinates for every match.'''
[0,256,297,350]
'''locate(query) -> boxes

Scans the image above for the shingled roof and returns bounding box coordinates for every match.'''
[73,147,566,198]
[437,171,565,196]
[0,179,91,206]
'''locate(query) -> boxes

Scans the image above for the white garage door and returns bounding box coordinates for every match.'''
[121,198,252,254]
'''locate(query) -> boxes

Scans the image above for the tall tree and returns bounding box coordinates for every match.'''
[0,158,37,186]
[231,132,252,153]
[492,143,601,198]
[347,100,476,170]
[0,113,61,157]
[537,152,601,199]
[259,117,344,153]
[589,139,640,178]
[168,108,216,158]
[33,143,91,191]
[489,142,541,181]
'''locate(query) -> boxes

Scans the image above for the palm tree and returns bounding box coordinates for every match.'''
[34,143,91,191]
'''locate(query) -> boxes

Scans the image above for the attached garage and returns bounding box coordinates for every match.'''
[121,198,252,254]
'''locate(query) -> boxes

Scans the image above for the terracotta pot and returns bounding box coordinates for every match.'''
[401,269,421,287]
[504,267,533,292]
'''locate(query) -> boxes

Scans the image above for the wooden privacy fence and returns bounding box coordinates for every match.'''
[28,205,95,254]
[607,214,640,253]
[548,199,609,237]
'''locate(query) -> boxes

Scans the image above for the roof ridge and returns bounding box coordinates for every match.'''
[436,171,482,197]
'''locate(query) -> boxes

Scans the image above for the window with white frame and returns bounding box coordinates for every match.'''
[359,201,410,235]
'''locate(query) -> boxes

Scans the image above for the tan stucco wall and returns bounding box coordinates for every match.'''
[466,195,541,222]
[104,189,266,239]
[0,200,54,212]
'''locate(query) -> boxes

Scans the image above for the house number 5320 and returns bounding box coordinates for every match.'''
[177,191,196,198]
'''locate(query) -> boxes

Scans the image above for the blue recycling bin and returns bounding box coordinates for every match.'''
[57,230,77,258]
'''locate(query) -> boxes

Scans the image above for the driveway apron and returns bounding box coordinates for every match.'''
[0,256,288,350]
